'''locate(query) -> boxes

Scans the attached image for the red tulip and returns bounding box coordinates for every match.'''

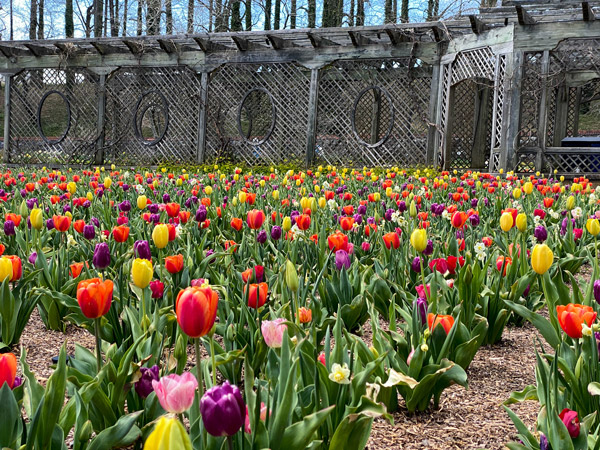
[327,232,349,252]
[112,225,130,243]
[556,303,597,339]
[53,215,72,232]
[230,218,243,231]
[166,203,181,218]
[450,211,468,228]
[559,408,580,438]
[5,213,21,227]
[77,278,114,319]
[247,210,266,230]
[427,313,455,334]
[165,254,184,274]
[73,219,85,234]
[0,353,17,389]
[242,265,264,283]
[340,217,354,231]
[176,286,219,338]
[295,214,311,231]
[244,282,268,309]
[382,232,400,250]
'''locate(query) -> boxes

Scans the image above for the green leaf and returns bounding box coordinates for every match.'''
[87,411,142,450]
[589,382,600,396]
[0,384,22,448]
[504,300,560,349]
[503,385,539,405]
[279,406,334,450]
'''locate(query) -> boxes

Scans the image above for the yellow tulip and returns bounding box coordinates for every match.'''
[272,190,279,200]
[318,197,326,208]
[282,217,292,232]
[500,212,513,232]
[516,213,527,232]
[239,191,247,203]
[137,195,148,210]
[87,192,94,202]
[152,224,169,249]
[103,177,112,189]
[205,186,213,195]
[131,258,153,289]
[587,218,600,236]
[410,229,427,253]
[309,197,318,212]
[300,197,310,210]
[67,182,77,194]
[65,211,72,219]
[523,182,533,195]
[259,180,265,188]
[513,188,521,199]
[0,257,13,282]
[409,200,417,218]
[30,208,43,230]
[566,196,575,211]
[315,185,321,193]
[373,192,380,201]
[531,244,553,275]
[176,178,183,186]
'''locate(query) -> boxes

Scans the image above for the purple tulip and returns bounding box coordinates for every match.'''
[162,193,171,203]
[357,204,367,216]
[119,200,131,212]
[411,257,422,273]
[353,213,363,225]
[471,198,478,208]
[46,218,55,230]
[134,240,152,260]
[93,243,111,269]
[26,198,38,209]
[413,298,427,325]
[90,217,100,228]
[4,220,15,236]
[385,209,394,221]
[29,252,38,265]
[271,226,282,240]
[135,365,160,398]
[594,280,600,304]
[200,381,246,437]
[398,201,407,213]
[148,203,159,214]
[423,239,434,256]
[335,250,351,270]
[257,230,267,244]
[195,206,207,223]
[534,226,548,242]
[83,224,96,240]
[469,214,480,227]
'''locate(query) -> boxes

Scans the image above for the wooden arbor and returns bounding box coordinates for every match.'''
[2,2,600,176]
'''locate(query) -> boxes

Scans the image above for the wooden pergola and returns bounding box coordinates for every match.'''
[2,0,600,175]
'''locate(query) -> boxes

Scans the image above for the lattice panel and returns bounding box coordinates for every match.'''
[492,54,507,149]
[448,79,493,170]
[205,63,310,165]
[316,59,432,167]
[546,86,558,147]
[553,38,600,72]
[545,152,600,173]
[519,52,543,148]
[516,151,536,173]
[103,66,200,166]
[566,86,578,137]
[438,63,452,167]
[9,69,100,165]
[451,47,496,85]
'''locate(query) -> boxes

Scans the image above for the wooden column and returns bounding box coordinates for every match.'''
[536,50,550,172]
[2,74,11,164]
[95,73,107,165]
[370,88,382,145]
[553,84,569,147]
[305,67,320,167]
[196,71,210,164]
[426,63,441,166]
[501,50,524,172]
[471,83,492,169]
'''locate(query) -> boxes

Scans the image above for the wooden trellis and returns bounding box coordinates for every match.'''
[2,1,600,176]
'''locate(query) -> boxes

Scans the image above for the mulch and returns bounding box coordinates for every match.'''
[16,310,540,450]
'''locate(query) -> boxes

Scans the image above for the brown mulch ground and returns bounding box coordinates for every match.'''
[17,310,539,450]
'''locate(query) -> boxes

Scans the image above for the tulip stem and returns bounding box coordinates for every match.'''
[227,436,234,450]
[195,338,204,397]
[94,318,102,373]
[210,332,217,386]
[418,254,432,313]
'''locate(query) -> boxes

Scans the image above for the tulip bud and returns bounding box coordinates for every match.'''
[531,244,553,275]
[464,264,473,284]
[19,200,28,218]
[587,218,600,236]
[103,177,112,189]
[145,416,193,450]
[409,200,417,218]
[410,229,427,253]
[523,182,533,195]
[500,212,513,232]
[30,208,43,230]
[516,213,527,232]
[282,217,292,232]
[513,188,521,199]
[566,195,575,210]
[285,259,299,293]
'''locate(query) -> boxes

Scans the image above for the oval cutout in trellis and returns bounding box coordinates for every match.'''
[237,88,276,146]
[133,90,169,146]
[351,86,394,148]
[37,91,71,145]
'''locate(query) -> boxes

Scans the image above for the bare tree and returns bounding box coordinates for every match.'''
[231,0,242,30]
[66,0,74,37]
[37,0,44,38]
[264,0,271,29]
[290,0,296,28]
[245,0,251,30]
[29,0,37,39]
[187,0,194,32]
[166,0,173,33]
[137,0,143,35]
[122,0,128,35]
[356,0,364,25]
[93,0,102,36]
[146,0,161,34]
[308,0,315,27]
[273,0,280,29]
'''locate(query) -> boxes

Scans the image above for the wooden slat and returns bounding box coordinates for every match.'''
[307,32,340,48]
[582,1,595,21]
[266,34,296,49]
[231,36,268,51]
[90,42,128,56]
[157,38,178,54]
[348,30,378,46]
[192,37,230,52]
[23,43,55,57]
[516,5,537,24]
[469,15,489,34]
[122,39,145,55]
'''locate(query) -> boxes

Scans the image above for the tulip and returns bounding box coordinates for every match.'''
[499,212,513,232]
[244,282,268,309]
[132,258,153,289]
[282,217,292,232]
[335,250,351,270]
[247,209,266,229]
[298,307,312,323]
[145,416,192,450]
[28,252,37,265]
[516,213,527,232]
[112,225,130,243]
[165,203,180,218]
[0,257,14,282]
[0,353,17,389]
[165,254,184,274]
[534,225,547,242]
[450,211,468,228]
[416,284,430,299]
[137,195,148,210]
[556,303,597,339]
[242,265,264,283]
[587,218,600,236]
[413,298,427,325]
[152,224,169,249]
[531,244,553,275]
[340,217,354,231]
[296,214,311,230]
[4,220,15,236]
[77,278,114,319]
[150,280,165,299]
[53,215,72,232]
[83,224,96,240]
[410,229,427,252]
[559,408,580,438]
[176,286,219,338]
[152,372,198,414]
[5,255,21,281]
[327,232,349,252]
[30,208,43,230]
[594,280,600,304]
[566,195,575,210]
[93,243,111,269]
[70,262,85,278]
[135,365,160,398]
[261,318,287,348]
[134,240,152,260]
[200,381,246,437]
[427,313,454,334]
[271,225,282,240]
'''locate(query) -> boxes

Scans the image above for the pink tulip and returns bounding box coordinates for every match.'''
[361,242,371,252]
[152,372,198,414]
[261,318,287,348]
[416,284,430,299]
[244,402,269,433]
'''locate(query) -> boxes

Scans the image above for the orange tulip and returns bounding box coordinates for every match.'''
[165,254,184,274]
[340,217,355,231]
[382,232,400,250]
[77,278,114,319]
[450,211,468,228]
[5,213,21,227]
[53,215,72,232]
[327,232,349,252]
[556,303,597,339]
[176,286,219,338]
[247,210,266,229]
[244,282,268,309]
[165,203,181,218]
[230,218,243,231]
[0,353,17,389]
[70,262,86,278]
[298,307,312,324]
[427,313,455,334]
[295,214,311,231]
[73,219,85,234]
[5,255,21,281]
[112,225,130,243]
[495,256,512,276]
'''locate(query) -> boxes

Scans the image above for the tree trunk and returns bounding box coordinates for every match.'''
[273,0,280,29]
[108,0,116,36]
[231,0,242,30]
[426,0,433,21]
[104,0,109,36]
[384,0,393,23]
[37,0,44,39]
[214,0,223,31]
[392,0,397,22]
[137,0,143,35]
[9,0,14,39]
[264,0,271,30]
[209,0,214,31]
[29,0,37,40]
[65,0,74,37]
[187,0,194,32]
[122,0,128,35]
[245,0,252,30]
[146,0,161,35]
[290,0,296,28]
[308,0,315,27]
[336,0,344,26]
[348,0,354,26]
[401,0,408,22]
[94,0,103,37]
[166,0,173,33]
[85,5,93,37]
[356,0,364,25]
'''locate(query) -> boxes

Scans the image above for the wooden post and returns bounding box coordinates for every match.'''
[426,62,441,166]
[2,74,10,164]
[536,50,550,172]
[305,67,320,168]
[95,73,107,165]
[553,84,569,147]
[501,50,524,172]
[196,71,209,164]
[471,83,492,169]
[573,86,582,137]
[370,87,381,145]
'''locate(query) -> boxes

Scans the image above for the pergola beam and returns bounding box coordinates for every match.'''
[516,5,537,25]
[122,39,145,55]
[307,32,340,48]
[157,38,178,54]
[91,42,128,56]
[469,15,489,34]
[582,1,595,21]
[348,30,378,46]
[23,43,55,57]
[266,34,296,50]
